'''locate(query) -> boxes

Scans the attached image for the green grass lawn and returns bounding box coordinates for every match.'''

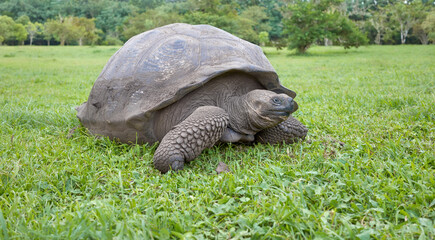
[0,45,434,239]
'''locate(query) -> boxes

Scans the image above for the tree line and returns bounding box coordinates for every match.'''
[0,0,434,53]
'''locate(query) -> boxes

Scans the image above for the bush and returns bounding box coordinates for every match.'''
[102,36,123,46]
[282,0,367,53]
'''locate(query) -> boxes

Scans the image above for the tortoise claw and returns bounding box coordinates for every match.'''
[170,158,184,172]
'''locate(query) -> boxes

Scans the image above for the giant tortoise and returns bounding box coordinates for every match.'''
[77,23,308,173]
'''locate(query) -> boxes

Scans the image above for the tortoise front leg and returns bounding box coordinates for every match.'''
[255,115,308,145]
[153,106,229,173]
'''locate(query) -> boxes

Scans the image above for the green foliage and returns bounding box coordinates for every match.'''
[260,0,285,39]
[259,31,270,46]
[44,16,100,46]
[102,36,124,46]
[422,10,435,43]
[121,1,268,44]
[369,6,391,45]
[44,17,78,46]
[236,0,284,40]
[411,6,434,44]
[0,15,27,45]
[238,6,271,43]
[183,11,236,31]
[282,0,367,54]
[0,0,55,22]
[240,6,271,33]
[388,1,428,44]
[94,1,135,38]
[130,0,165,11]
[25,21,43,45]
[0,0,434,45]
[15,15,30,25]
[231,16,259,43]
[0,45,434,238]
[0,15,15,44]
[122,7,183,40]
[183,11,262,43]
[187,0,238,15]
[283,0,329,52]
[12,22,27,45]
[332,15,369,49]
[73,17,100,46]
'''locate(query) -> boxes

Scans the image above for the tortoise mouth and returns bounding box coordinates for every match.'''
[268,109,291,116]
[268,101,294,117]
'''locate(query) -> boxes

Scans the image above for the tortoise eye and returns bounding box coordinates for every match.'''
[272,97,281,105]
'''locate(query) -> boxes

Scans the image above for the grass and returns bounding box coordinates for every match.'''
[0,45,434,239]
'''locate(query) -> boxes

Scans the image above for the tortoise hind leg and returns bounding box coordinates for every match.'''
[255,115,308,145]
[153,106,229,173]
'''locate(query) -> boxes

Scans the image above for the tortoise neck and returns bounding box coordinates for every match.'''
[225,94,263,135]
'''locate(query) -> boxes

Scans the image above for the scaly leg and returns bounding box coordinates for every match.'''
[255,115,308,144]
[153,106,229,173]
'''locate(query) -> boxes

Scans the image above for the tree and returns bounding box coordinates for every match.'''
[0,0,135,43]
[261,0,285,40]
[236,0,285,40]
[240,6,271,33]
[15,15,30,25]
[332,14,368,49]
[0,15,15,44]
[76,0,109,18]
[421,10,435,43]
[183,11,238,34]
[15,15,31,45]
[73,17,100,46]
[389,2,426,44]
[282,0,367,53]
[344,0,373,21]
[283,0,339,53]
[413,23,429,45]
[122,7,182,40]
[233,16,259,43]
[259,31,269,46]
[412,8,434,45]
[186,0,226,15]
[0,15,27,45]
[42,26,53,46]
[44,16,79,46]
[182,6,263,43]
[25,21,43,45]
[95,1,134,39]
[0,0,58,23]
[13,22,28,45]
[129,0,165,12]
[369,6,390,45]
[18,15,44,45]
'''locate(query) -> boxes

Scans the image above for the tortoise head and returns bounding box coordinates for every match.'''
[244,89,294,130]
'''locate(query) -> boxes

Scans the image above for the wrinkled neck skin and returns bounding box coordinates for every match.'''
[224,94,274,136]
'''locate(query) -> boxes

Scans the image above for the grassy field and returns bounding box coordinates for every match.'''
[0,45,434,239]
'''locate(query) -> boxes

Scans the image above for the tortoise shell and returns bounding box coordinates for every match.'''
[76,23,296,143]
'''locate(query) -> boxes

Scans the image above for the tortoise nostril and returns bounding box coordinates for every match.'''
[288,98,294,112]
